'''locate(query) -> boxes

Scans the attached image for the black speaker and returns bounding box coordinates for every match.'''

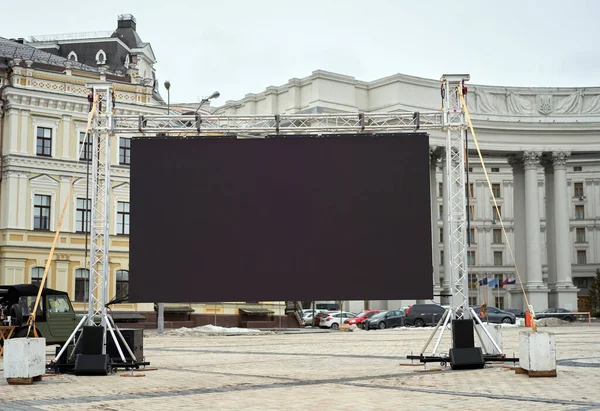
[449,347,485,370]
[74,354,109,375]
[79,326,104,355]
[452,319,475,349]
[106,329,144,363]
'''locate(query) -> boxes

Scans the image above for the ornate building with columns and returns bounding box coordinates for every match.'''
[215,70,600,313]
[2,20,599,320]
[0,18,164,315]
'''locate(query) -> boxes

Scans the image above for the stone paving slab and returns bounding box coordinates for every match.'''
[1,324,599,410]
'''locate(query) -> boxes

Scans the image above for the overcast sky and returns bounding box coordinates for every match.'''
[2,0,599,105]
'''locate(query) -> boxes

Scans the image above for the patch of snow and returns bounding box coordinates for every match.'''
[159,324,275,337]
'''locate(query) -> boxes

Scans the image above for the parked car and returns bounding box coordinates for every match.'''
[364,310,405,330]
[535,308,577,322]
[347,310,382,328]
[319,312,356,330]
[404,304,446,327]
[472,306,516,324]
[313,311,333,327]
[505,308,525,318]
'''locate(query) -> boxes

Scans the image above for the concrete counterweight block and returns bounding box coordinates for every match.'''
[4,337,46,384]
[518,331,557,377]
[476,323,503,355]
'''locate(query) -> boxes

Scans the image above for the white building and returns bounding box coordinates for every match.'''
[214,70,600,313]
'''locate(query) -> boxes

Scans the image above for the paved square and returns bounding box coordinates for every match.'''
[1,324,600,410]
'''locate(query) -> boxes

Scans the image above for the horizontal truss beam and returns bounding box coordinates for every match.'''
[110,112,444,135]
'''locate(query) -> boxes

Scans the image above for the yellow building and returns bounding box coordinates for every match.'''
[0,18,163,316]
[0,18,293,328]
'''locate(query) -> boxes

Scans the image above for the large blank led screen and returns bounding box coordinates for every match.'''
[129,133,433,303]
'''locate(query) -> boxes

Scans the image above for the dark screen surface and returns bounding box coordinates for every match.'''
[129,133,433,303]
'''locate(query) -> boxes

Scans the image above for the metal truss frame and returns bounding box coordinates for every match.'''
[53,74,504,367]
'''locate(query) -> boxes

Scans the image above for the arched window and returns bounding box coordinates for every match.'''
[75,268,89,302]
[124,54,130,69]
[116,270,129,300]
[95,49,107,65]
[67,51,78,61]
[31,267,45,287]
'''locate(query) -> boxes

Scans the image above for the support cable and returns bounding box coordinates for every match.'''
[458,86,536,332]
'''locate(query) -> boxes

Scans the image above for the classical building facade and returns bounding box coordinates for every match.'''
[0,16,164,315]
[2,18,599,322]
[215,70,600,313]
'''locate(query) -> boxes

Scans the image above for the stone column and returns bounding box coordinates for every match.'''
[426,146,442,304]
[550,151,578,310]
[20,110,30,154]
[544,158,557,300]
[17,173,28,229]
[55,258,70,292]
[58,176,72,232]
[1,172,19,229]
[522,151,548,311]
[441,150,451,305]
[61,115,71,159]
[6,109,19,155]
[508,155,527,310]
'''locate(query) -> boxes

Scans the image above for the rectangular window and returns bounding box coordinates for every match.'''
[493,229,502,244]
[466,205,474,220]
[574,182,584,197]
[467,251,475,266]
[494,251,503,266]
[439,205,443,219]
[440,250,444,266]
[34,194,51,230]
[36,127,52,157]
[492,183,501,198]
[495,297,505,310]
[493,205,501,221]
[468,167,473,173]
[438,182,443,198]
[468,296,478,306]
[469,228,475,244]
[577,250,587,264]
[575,205,584,220]
[79,132,92,161]
[75,269,89,302]
[439,227,443,243]
[573,166,582,172]
[75,198,91,233]
[117,202,130,235]
[119,138,131,165]
[491,167,500,173]
[575,278,588,288]
[576,227,586,243]
[494,273,504,288]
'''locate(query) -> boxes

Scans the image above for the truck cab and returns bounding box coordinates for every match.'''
[0,284,78,345]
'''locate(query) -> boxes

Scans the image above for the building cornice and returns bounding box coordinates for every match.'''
[2,155,131,178]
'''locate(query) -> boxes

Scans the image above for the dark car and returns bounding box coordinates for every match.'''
[364,310,405,330]
[505,308,525,318]
[0,284,79,345]
[404,304,446,327]
[535,308,577,322]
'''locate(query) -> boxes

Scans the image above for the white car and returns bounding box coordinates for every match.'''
[319,311,356,330]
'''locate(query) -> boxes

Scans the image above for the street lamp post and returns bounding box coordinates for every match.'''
[158,80,170,335]
[194,91,220,114]
[164,80,171,114]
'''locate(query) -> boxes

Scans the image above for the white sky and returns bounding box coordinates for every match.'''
[2,0,599,105]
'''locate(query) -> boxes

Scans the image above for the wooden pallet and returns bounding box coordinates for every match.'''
[6,375,42,385]
[514,367,557,377]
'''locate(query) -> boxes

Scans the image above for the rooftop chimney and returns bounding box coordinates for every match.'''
[117,14,137,31]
